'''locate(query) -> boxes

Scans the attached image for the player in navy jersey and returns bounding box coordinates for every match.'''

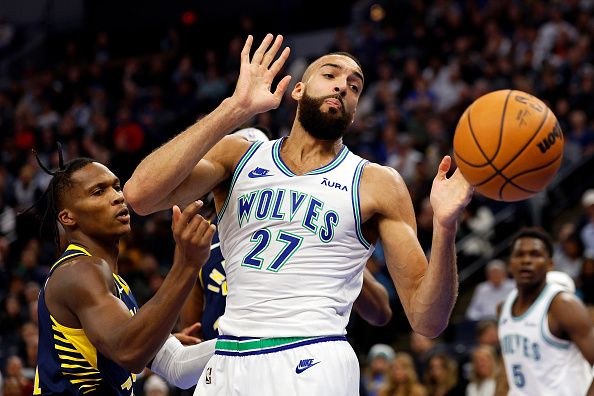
[31,154,216,395]
[125,35,473,395]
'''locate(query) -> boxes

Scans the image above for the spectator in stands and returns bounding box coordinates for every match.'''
[580,189,594,252]
[466,345,497,396]
[3,356,33,396]
[578,249,594,304]
[466,260,515,321]
[553,223,584,281]
[364,343,396,396]
[409,332,449,380]
[144,374,170,396]
[424,353,466,396]
[475,320,499,349]
[379,352,427,396]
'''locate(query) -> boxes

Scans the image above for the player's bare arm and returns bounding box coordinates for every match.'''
[353,267,392,326]
[124,34,291,215]
[549,292,594,395]
[360,156,472,337]
[45,202,215,373]
[180,277,206,331]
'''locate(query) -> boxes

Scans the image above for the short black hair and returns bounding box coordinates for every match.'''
[510,227,554,258]
[327,52,363,71]
[30,157,95,252]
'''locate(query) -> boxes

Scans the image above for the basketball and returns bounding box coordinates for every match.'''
[453,90,564,202]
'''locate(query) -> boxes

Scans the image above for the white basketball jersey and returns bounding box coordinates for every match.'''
[498,284,592,396]
[216,138,374,337]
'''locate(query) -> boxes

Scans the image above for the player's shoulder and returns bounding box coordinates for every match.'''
[50,255,114,290]
[549,289,588,320]
[208,134,264,169]
[360,162,409,201]
[550,290,583,309]
[361,162,406,186]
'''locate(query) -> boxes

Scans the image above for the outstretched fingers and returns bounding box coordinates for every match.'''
[435,155,452,181]
[261,35,284,69]
[240,35,254,65]
[273,75,293,103]
[268,46,291,78]
[251,33,274,65]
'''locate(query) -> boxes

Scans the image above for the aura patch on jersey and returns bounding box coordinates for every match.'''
[237,189,340,242]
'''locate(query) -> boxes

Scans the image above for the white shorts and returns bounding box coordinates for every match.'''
[193,336,359,396]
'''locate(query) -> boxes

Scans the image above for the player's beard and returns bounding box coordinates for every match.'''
[297,91,353,141]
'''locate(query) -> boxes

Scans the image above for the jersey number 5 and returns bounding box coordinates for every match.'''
[242,229,303,272]
[512,364,525,388]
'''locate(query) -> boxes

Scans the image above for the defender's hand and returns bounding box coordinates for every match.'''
[172,201,216,268]
[173,322,202,345]
[430,156,473,230]
[230,34,292,115]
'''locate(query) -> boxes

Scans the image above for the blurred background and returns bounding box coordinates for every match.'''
[1,0,594,395]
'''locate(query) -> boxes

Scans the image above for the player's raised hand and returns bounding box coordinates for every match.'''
[430,156,473,230]
[172,201,216,268]
[230,34,292,115]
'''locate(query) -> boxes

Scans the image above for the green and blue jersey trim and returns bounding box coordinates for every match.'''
[271,137,350,177]
[214,335,347,356]
[540,288,570,349]
[511,284,550,322]
[217,141,264,224]
[352,159,371,250]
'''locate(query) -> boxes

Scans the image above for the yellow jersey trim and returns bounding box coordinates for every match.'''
[50,315,98,369]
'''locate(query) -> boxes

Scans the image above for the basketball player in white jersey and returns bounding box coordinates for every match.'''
[498,227,594,396]
[124,34,473,395]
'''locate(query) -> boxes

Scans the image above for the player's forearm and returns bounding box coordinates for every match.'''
[353,270,392,326]
[411,221,458,338]
[110,260,200,372]
[124,98,251,215]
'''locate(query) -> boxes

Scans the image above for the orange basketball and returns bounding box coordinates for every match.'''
[453,90,564,202]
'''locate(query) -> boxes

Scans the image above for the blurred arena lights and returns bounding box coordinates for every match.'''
[182,11,197,25]
[370,4,386,22]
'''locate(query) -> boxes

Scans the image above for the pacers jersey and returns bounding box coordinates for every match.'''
[199,228,227,340]
[34,244,139,395]
[217,138,374,337]
[499,283,592,396]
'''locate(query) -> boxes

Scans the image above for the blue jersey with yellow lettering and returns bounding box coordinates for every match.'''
[199,229,227,340]
[34,244,139,395]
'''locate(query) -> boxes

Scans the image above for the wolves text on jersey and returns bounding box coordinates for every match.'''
[237,189,339,243]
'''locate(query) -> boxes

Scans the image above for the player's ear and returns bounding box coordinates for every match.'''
[58,209,76,227]
[291,82,304,101]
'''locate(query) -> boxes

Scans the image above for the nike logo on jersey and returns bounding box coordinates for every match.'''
[248,167,274,178]
[295,359,320,374]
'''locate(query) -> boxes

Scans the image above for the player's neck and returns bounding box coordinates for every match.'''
[283,126,344,169]
[516,281,547,306]
[68,234,120,272]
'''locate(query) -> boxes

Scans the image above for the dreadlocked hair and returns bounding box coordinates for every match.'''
[27,150,95,252]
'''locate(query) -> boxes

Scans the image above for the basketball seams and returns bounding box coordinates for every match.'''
[471,101,551,188]
[457,89,511,168]
[453,149,489,167]
[467,103,512,187]
[498,153,562,200]
[497,104,551,175]
[491,89,512,162]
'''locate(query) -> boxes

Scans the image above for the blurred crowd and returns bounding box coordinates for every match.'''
[2,0,594,395]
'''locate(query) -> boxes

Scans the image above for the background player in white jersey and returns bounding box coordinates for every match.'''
[498,227,594,396]
[124,34,473,395]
